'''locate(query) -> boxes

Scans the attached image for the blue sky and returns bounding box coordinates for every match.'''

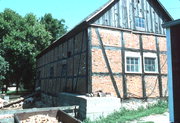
[0,0,180,30]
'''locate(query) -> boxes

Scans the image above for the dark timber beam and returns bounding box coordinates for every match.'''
[121,31,127,98]
[139,34,147,99]
[155,36,163,97]
[95,28,122,99]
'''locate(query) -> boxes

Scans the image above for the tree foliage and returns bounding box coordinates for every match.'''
[0,9,67,92]
[40,13,67,43]
[0,55,9,82]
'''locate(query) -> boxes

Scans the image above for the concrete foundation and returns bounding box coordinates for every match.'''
[41,92,162,121]
[57,93,121,120]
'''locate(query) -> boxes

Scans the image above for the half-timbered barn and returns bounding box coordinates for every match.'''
[36,0,172,104]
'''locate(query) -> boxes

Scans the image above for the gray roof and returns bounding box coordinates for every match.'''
[162,19,180,28]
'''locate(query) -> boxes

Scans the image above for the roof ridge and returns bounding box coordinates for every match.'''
[37,0,173,58]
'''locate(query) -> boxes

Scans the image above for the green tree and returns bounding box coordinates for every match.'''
[0,9,67,92]
[0,55,9,82]
[40,13,67,43]
[0,9,54,92]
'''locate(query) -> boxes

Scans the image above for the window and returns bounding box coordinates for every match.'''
[143,53,158,73]
[50,67,54,78]
[126,57,140,72]
[60,64,67,77]
[144,58,157,72]
[144,58,156,72]
[125,52,142,73]
[67,51,71,58]
[135,17,145,28]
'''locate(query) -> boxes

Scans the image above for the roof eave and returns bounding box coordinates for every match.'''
[36,21,88,59]
[86,0,115,23]
[162,19,180,28]
[155,0,174,21]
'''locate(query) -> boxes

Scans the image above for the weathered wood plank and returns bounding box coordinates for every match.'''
[91,0,168,35]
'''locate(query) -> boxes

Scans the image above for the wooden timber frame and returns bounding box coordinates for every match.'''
[36,0,172,100]
[89,25,167,98]
[36,29,89,96]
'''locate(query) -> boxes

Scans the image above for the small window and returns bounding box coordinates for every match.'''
[50,67,54,78]
[67,51,71,58]
[37,71,41,79]
[60,64,67,77]
[135,17,145,28]
[144,58,157,72]
[126,57,140,72]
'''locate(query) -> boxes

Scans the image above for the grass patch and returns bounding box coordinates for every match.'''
[83,100,167,123]
[138,121,154,123]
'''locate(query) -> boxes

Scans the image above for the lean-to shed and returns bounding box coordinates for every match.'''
[36,0,173,103]
[163,19,180,123]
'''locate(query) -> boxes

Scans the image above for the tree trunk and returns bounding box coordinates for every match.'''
[5,84,8,93]
[16,81,19,93]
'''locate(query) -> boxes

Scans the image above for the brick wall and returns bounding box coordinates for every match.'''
[126,75,142,98]
[124,32,140,49]
[90,26,168,98]
[142,35,156,50]
[145,76,159,98]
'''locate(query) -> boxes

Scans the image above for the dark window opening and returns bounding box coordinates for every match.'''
[50,67,54,78]
[67,51,72,58]
[60,64,67,77]
[144,57,156,72]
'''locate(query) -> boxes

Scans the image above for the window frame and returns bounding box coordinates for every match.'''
[135,17,145,29]
[143,53,158,73]
[125,52,142,73]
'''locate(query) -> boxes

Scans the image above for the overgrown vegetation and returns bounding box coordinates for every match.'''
[83,100,168,123]
[0,9,67,92]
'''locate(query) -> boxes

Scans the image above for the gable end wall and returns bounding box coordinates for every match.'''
[92,0,170,35]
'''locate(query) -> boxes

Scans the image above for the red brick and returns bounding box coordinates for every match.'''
[91,27,121,47]
[92,49,108,73]
[126,75,143,98]
[92,76,123,97]
[142,35,156,50]
[124,32,140,49]
[161,76,168,97]
[158,37,167,52]
[160,54,167,74]
[145,76,159,98]
[91,28,99,46]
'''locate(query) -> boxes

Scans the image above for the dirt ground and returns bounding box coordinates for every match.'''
[130,112,169,123]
